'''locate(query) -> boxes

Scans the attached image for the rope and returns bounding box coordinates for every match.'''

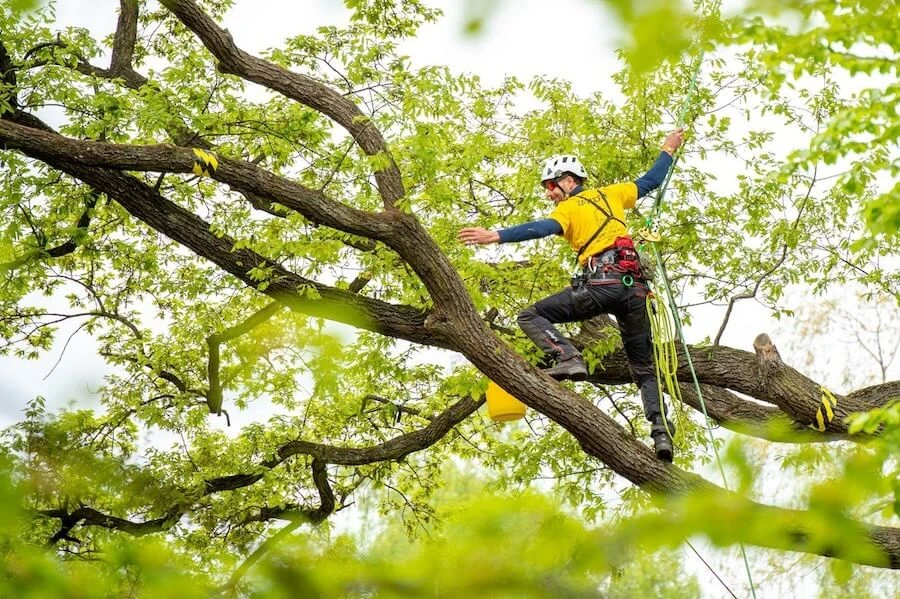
[640,1,759,596]
[646,290,686,441]
[685,540,740,599]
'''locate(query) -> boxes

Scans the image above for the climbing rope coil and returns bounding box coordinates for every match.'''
[646,291,686,442]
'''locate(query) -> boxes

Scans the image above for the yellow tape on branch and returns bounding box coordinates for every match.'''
[192,148,219,178]
[813,386,838,432]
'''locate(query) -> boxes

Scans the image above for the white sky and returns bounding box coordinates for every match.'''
[2,1,897,597]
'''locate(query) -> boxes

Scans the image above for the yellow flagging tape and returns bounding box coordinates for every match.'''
[813,386,838,432]
[192,148,219,178]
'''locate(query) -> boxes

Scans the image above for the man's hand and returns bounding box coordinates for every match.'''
[458,227,500,245]
[662,127,685,154]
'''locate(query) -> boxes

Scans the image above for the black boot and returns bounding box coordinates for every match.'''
[542,356,588,381]
[651,417,675,462]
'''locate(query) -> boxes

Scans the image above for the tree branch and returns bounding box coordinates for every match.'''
[37,396,478,541]
[159,0,405,207]
[207,301,283,414]
[678,383,848,443]
[0,117,389,240]
[39,506,183,542]
[0,114,446,350]
[110,0,139,75]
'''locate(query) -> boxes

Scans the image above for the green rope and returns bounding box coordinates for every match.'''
[648,246,759,599]
[641,2,759,596]
[650,49,705,222]
[646,289,687,442]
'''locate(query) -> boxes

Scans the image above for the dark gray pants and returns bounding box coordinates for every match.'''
[517,276,666,424]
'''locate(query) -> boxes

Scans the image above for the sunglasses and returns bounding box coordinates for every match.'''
[543,178,560,191]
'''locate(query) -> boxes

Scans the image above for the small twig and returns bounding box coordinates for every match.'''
[43,321,89,380]
[713,163,817,345]
[603,390,637,438]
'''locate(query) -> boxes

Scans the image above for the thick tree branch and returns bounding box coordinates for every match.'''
[0,118,389,240]
[159,0,405,207]
[576,324,894,437]
[110,0,139,75]
[0,116,446,351]
[678,383,848,443]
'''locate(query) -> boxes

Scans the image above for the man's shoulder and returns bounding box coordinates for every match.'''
[594,182,634,192]
[595,182,637,200]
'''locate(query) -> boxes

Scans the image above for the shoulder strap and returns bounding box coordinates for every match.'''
[574,189,627,260]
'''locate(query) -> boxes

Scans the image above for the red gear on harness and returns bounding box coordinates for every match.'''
[613,235,642,276]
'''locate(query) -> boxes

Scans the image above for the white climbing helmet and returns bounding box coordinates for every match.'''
[540,154,588,183]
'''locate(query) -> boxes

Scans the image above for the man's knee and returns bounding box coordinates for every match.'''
[637,373,656,389]
[517,305,539,328]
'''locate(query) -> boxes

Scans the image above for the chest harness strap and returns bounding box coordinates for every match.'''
[573,190,627,263]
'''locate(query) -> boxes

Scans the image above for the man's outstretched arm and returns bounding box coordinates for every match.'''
[458,219,563,246]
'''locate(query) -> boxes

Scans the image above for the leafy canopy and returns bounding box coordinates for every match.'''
[0,0,898,595]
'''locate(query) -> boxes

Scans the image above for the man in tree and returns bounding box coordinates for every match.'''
[458,128,684,461]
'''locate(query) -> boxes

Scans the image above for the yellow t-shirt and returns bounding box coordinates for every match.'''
[549,183,637,266]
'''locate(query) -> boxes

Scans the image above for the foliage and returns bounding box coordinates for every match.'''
[0,0,898,596]
[487,0,899,240]
[0,459,707,597]
[731,0,900,243]
[6,0,41,16]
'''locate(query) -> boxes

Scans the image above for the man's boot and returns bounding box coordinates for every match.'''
[650,417,675,462]
[543,355,588,381]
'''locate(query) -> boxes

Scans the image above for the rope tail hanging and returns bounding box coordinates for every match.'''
[639,0,759,596]
[646,290,686,441]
